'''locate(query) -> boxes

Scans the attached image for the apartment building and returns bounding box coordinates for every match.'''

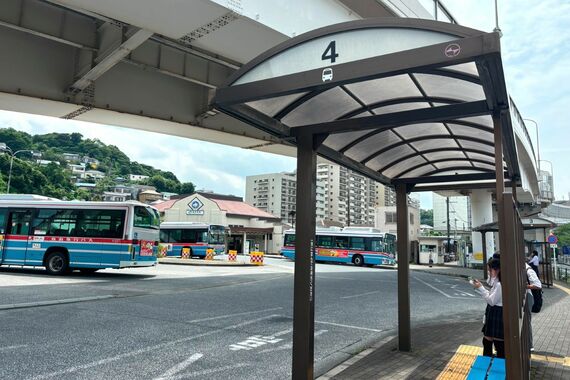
[245,171,297,222]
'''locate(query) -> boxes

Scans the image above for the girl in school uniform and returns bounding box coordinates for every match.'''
[472,258,504,358]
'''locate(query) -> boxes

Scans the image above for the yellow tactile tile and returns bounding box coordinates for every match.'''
[437,345,482,380]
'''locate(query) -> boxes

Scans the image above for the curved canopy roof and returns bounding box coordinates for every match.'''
[213,18,519,187]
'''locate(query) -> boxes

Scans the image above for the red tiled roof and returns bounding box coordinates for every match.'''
[211,199,280,220]
[152,199,177,212]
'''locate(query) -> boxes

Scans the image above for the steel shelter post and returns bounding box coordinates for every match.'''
[396,183,411,351]
[291,131,318,380]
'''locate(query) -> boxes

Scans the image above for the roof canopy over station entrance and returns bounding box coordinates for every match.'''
[213,18,520,188]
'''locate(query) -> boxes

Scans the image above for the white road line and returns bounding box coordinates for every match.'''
[154,353,203,380]
[0,344,28,352]
[258,330,328,354]
[186,307,283,324]
[340,290,382,299]
[315,320,382,332]
[413,276,474,299]
[31,314,281,380]
[167,363,249,379]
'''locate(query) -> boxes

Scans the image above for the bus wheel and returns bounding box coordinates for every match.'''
[45,252,70,275]
[79,268,99,274]
[352,254,364,267]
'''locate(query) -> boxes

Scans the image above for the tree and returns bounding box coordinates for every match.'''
[178,182,195,195]
[420,209,433,226]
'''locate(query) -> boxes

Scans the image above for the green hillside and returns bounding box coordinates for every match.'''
[0,128,195,199]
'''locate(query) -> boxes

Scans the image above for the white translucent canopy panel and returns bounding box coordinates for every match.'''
[435,160,475,170]
[323,129,375,151]
[411,138,460,151]
[383,155,427,178]
[430,169,486,176]
[467,151,496,162]
[394,122,449,140]
[366,145,416,171]
[414,73,485,102]
[472,162,496,171]
[372,102,431,115]
[282,87,360,127]
[458,139,494,154]
[447,123,493,140]
[423,151,467,161]
[344,130,402,162]
[440,62,479,76]
[400,164,437,178]
[344,74,422,105]
[245,92,308,117]
[458,115,493,127]
[350,111,374,118]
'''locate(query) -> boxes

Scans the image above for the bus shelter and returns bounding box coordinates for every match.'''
[213,18,530,379]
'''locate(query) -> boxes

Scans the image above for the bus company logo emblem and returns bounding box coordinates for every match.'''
[186,197,205,215]
[444,43,461,57]
[322,68,333,82]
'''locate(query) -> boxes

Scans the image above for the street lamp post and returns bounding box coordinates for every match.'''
[523,118,540,174]
[0,143,40,193]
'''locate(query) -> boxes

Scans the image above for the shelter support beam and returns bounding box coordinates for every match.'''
[494,114,526,379]
[292,132,319,379]
[396,183,411,351]
[481,232,488,280]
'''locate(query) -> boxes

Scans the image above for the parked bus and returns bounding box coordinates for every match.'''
[0,199,160,275]
[281,227,396,266]
[159,222,226,258]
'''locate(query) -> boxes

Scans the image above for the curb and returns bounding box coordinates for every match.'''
[158,258,259,267]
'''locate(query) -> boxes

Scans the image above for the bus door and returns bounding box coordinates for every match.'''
[0,208,7,264]
[2,209,32,265]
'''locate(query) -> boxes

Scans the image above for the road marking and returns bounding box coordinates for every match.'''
[340,290,382,299]
[186,307,283,324]
[315,320,382,332]
[0,295,118,310]
[413,276,475,299]
[258,330,328,354]
[167,363,249,379]
[0,344,28,352]
[31,314,281,380]
[154,353,203,380]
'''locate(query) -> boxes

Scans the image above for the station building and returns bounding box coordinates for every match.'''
[154,191,284,254]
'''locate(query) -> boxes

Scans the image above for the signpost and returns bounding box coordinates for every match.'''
[548,234,558,280]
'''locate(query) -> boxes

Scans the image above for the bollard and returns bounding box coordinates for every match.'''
[250,251,264,266]
[181,247,191,259]
[206,248,214,261]
[228,250,237,262]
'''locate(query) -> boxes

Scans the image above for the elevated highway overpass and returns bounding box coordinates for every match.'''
[0,0,539,205]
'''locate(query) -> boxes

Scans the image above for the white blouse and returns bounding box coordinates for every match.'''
[477,281,502,307]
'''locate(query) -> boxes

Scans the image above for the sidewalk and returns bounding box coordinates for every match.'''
[319,264,570,379]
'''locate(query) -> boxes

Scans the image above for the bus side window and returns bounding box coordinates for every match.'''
[7,210,32,235]
[334,236,349,249]
[160,229,170,243]
[349,237,365,251]
[284,234,295,246]
[317,235,333,248]
[367,238,383,252]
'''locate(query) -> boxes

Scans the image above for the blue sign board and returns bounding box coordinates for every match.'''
[547,234,558,244]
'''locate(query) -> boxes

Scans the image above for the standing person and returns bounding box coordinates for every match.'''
[472,258,504,358]
[526,262,542,352]
[528,250,540,277]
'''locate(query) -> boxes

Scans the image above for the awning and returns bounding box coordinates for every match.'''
[213,18,520,187]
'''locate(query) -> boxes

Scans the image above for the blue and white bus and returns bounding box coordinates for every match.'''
[0,199,160,275]
[281,227,396,267]
[159,222,226,258]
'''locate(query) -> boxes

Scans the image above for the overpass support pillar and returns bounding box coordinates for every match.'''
[471,189,495,265]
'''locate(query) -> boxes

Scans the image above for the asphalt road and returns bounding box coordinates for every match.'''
[0,258,485,380]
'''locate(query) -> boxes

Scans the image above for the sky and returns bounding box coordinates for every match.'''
[0,0,568,209]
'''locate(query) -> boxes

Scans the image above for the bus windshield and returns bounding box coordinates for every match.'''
[209,225,225,244]
[134,206,160,229]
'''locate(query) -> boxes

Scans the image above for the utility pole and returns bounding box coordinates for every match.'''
[446,197,451,253]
